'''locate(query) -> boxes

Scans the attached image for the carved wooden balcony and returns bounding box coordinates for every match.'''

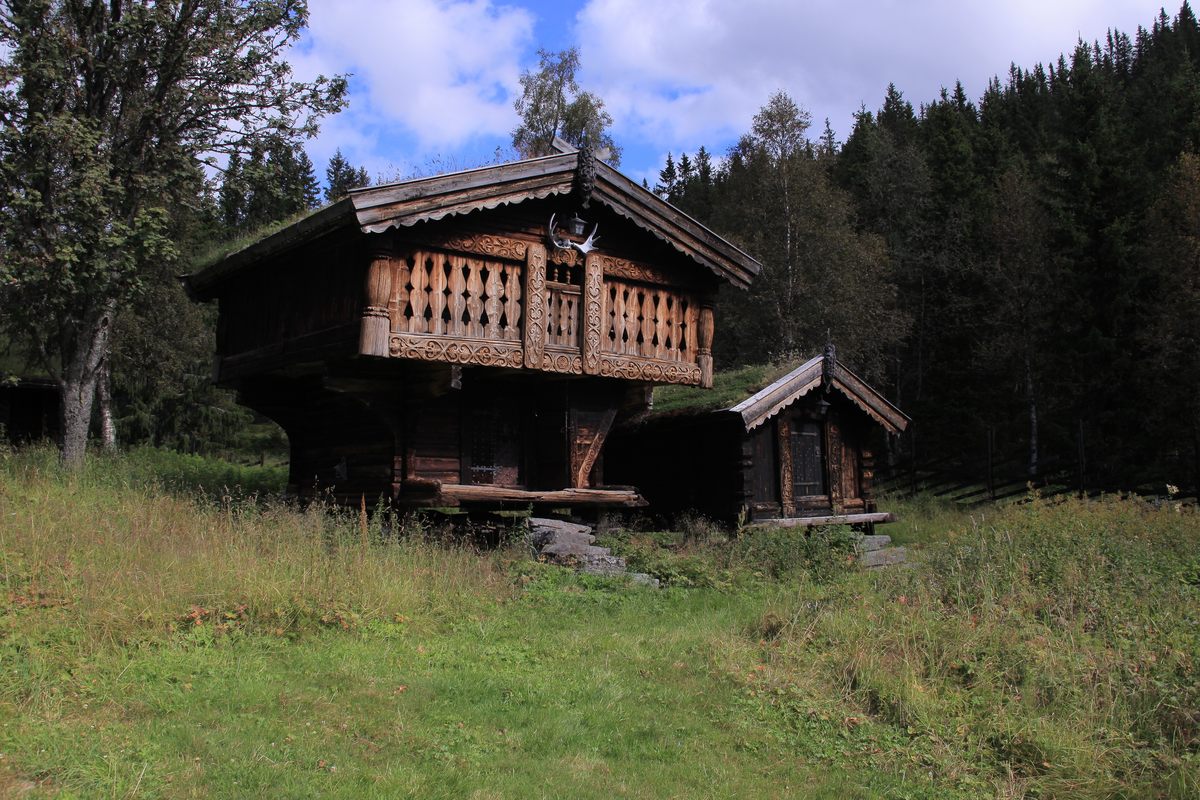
[359,232,714,387]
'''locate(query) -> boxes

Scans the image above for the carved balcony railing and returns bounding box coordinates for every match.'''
[382,249,527,367]
[359,237,714,386]
[544,281,581,347]
[595,277,704,385]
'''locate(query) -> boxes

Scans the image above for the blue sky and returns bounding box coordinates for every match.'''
[291,0,1173,188]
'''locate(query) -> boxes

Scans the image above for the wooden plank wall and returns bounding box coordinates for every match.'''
[219,227,365,360]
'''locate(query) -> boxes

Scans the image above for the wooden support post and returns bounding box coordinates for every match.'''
[359,233,394,357]
[697,293,715,388]
[581,252,603,374]
[860,447,875,513]
[524,243,547,370]
[827,409,843,513]
[778,416,795,518]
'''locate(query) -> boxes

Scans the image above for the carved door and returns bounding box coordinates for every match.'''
[791,420,826,499]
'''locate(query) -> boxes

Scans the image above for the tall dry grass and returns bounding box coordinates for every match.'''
[0,443,512,652]
[750,494,1200,798]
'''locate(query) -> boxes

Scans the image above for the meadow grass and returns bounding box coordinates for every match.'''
[0,444,1198,798]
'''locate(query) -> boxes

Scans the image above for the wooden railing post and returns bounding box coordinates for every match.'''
[582,252,603,374]
[360,233,394,357]
[524,243,547,369]
[697,293,715,388]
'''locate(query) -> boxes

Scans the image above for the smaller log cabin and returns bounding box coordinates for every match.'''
[605,343,909,528]
[184,148,761,510]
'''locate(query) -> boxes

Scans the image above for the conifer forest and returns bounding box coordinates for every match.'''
[7,2,1200,496]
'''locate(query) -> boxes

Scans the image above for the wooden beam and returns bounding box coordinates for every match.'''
[408,484,646,507]
[746,512,898,530]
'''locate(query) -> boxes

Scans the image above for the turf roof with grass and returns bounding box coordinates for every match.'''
[649,361,801,417]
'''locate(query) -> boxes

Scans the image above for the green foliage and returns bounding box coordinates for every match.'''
[710,91,907,378]
[2,449,1199,797]
[0,0,346,467]
[511,46,620,164]
[219,139,321,235]
[595,521,856,589]
[323,147,371,203]
[818,4,1200,485]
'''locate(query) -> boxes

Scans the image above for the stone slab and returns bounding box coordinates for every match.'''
[856,535,893,552]
[859,547,908,568]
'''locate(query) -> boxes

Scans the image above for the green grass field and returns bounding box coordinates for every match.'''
[1,443,1198,798]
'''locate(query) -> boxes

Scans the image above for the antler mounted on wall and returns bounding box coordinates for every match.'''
[547,213,600,255]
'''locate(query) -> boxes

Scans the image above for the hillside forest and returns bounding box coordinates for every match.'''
[7,3,1200,495]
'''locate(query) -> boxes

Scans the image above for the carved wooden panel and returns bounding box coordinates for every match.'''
[582,253,604,375]
[388,333,524,368]
[524,244,547,370]
[777,416,794,517]
[403,229,528,261]
[598,255,685,287]
[597,355,701,384]
[549,247,581,268]
[541,346,583,375]
[827,409,843,511]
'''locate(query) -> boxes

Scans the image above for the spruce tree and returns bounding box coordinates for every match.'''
[325,148,371,203]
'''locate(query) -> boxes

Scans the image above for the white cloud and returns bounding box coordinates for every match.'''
[577,0,1165,154]
[291,0,535,175]
[284,0,1168,181]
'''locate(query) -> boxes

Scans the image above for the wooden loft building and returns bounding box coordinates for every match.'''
[604,343,910,528]
[184,149,760,510]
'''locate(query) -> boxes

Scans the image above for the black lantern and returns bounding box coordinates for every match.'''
[815,395,831,416]
[567,214,587,237]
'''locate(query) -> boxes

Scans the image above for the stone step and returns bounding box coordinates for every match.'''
[856,535,892,552]
[859,546,907,569]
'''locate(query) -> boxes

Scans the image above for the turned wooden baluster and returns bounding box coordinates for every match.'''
[359,233,394,357]
[484,266,502,339]
[407,255,429,334]
[388,253,411,331]
[654,294,668,360]
[684,299,697,358]
[466,261,484,338]
[428,252,448,336]
[667,294,682,361]
[447,256,466,337]
[503,265,522,341]
[558,291,572,345]
[640,291,655,358]
[611,285,627,354]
